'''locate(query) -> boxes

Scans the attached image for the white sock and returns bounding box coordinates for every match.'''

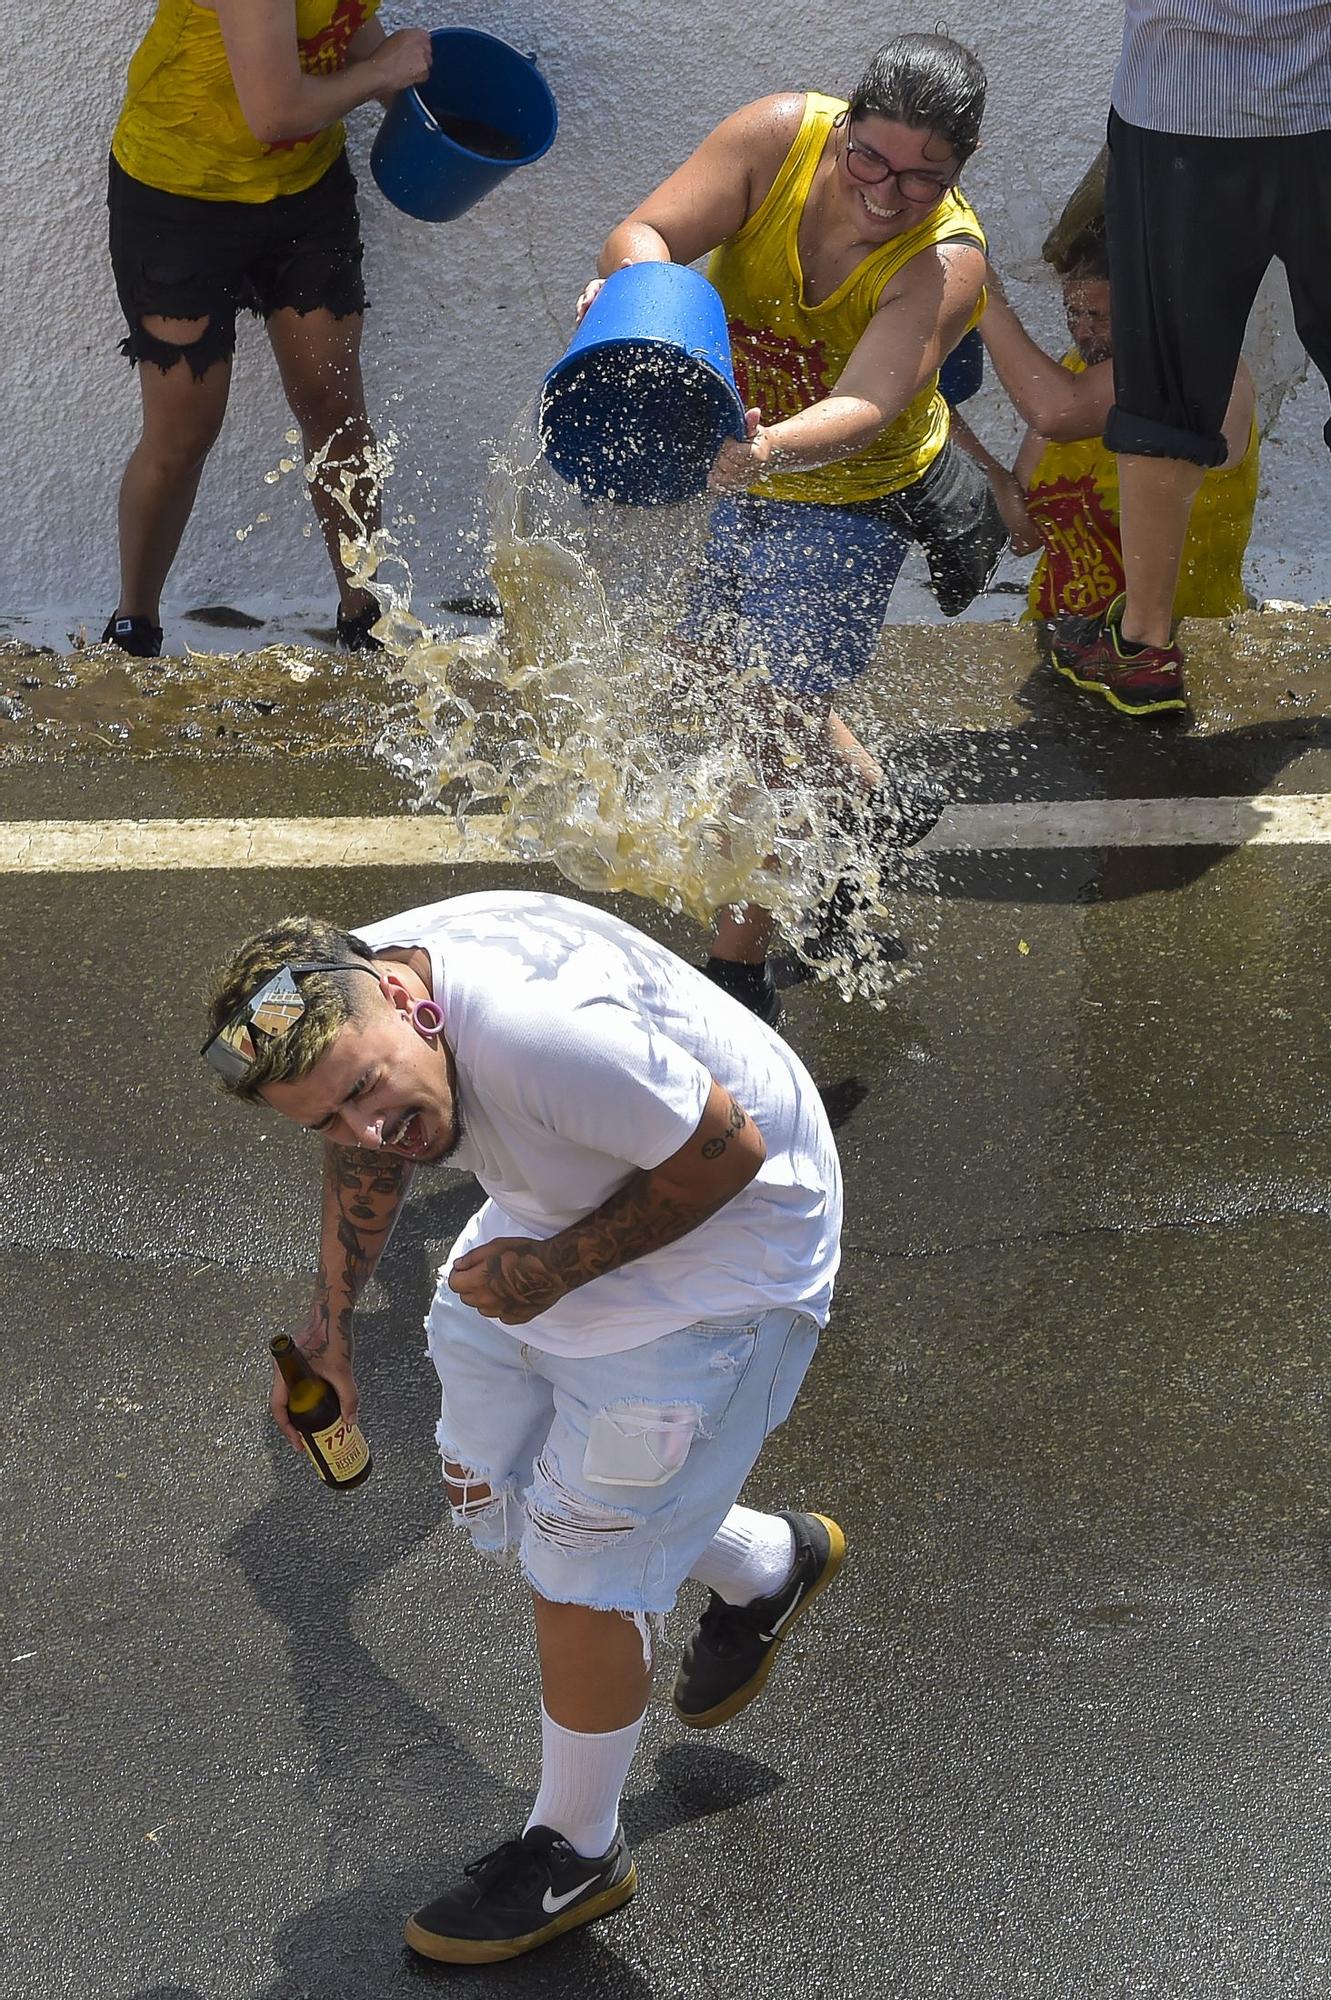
[689,1504,797,1606]
[525,1706,645,1859]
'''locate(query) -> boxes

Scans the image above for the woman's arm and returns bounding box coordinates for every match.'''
[979,269,1113,442]
[711,240,985,488]
[594,95,802,276]
[347,16,386,59]
[212,0,431,143]
[345,16,407,112]
[950,411,1042,554]
[1013,423,1047,489]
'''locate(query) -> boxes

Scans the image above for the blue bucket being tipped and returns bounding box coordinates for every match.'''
[540,263,748,507]
[370,27,557,224]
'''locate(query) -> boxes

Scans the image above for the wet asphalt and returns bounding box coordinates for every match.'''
[3,628,1331,1999]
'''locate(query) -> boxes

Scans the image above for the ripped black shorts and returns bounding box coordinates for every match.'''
[107,149,368,378]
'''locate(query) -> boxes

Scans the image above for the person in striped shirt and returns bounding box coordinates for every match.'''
[1052,0,1331,717]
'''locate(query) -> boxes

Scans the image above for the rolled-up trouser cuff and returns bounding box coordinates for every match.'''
[1103,404,1226,468]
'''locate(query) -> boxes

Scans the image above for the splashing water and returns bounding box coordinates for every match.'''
[331,412,940,1006]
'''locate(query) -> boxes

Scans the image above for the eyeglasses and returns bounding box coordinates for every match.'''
[201,961,381,1083]
[840,123,956,204]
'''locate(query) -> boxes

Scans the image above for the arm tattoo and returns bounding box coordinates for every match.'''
[483,1170,715,1317]
[304,1145,412,1359]
[700,1094,747,1161]
[486,1098,755,1314]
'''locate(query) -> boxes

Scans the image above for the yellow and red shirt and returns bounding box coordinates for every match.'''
[708,92,987,505]
[113,0,381,202]
[1026,352,1259,619]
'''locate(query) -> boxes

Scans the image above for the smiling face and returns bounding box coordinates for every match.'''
[259,981,461,1163]
[837,115,960,240]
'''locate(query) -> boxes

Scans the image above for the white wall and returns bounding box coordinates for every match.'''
[5,1,1328,627]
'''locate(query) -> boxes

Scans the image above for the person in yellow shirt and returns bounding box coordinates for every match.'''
[104,0,432,658]
[577,33,1008,1022]
[976,231,1258,713]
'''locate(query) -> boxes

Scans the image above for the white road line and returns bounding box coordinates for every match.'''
[0,795,1327,871]
[920,793,1331,852]
[0,816,503,872]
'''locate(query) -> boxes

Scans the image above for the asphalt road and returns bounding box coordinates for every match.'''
[3,635,1330,1999]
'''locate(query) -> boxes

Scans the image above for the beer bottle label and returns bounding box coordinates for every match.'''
[304,1415,371,1483]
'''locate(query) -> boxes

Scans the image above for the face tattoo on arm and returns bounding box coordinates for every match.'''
[305,1143,415,1364]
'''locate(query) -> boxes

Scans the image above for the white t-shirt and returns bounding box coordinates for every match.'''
[353,891,842,1357]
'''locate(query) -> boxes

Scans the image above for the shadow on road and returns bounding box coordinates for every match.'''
[892,658,1331,910]
[239,1742,779,1999]
[215,1170,789,1998]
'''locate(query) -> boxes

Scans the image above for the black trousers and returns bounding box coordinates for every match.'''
[1104,106,1331,464]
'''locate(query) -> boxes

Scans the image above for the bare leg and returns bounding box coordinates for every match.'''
[825,707,883,790]
[532,1593,652,1733]
[709,691,882,967]
[440,1460,651,1731]
[712,903,777,964]
[1116,454,1206,648]
[113,320,233,622]
[266,306,378,617]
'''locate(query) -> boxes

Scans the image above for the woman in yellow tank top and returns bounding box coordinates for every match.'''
[577,34,1008,1021]
[103,1,432,658]
[975,232,1258,711]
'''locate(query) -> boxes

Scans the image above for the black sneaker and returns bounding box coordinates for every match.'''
[866,776,945,851]
[703,955,782,1027]
[335,603,384,653]
[101,614,162,659]
[673,1510,846,1730]
[404,1824,636,1964]
[801,878,909,970]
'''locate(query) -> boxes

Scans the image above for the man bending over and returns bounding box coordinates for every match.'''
[203,888,845,1965]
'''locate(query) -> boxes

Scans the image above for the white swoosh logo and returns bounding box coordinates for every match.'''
[543,1875,600,1915]
[758,1584,807,1644]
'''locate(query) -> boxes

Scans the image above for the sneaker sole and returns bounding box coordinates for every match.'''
[403,1864,637,1964]
[1051,657,1189,717]
[673,1512,847,1730]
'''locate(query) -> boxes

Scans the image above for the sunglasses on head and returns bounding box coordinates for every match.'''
[201,961,381,1083]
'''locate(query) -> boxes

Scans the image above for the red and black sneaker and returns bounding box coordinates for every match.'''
[1049,595,1188,717]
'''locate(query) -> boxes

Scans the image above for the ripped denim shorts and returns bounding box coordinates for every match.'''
[424,1287,819,1621]
[107,150,366,378]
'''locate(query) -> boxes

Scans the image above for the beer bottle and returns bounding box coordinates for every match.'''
[270,1335,372,1490]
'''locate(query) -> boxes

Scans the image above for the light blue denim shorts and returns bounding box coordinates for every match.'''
[424,1286,820,1620]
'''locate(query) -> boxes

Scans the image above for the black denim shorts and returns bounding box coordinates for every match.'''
[869,433,1010,617]
[1104,107,1331,464]
[108,149,368,377]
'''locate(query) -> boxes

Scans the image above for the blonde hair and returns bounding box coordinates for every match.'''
[205,914,380,1101]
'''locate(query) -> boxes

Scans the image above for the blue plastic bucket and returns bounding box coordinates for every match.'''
[370,27,557,224]
[939,326,984,407]
[540,263,748,507]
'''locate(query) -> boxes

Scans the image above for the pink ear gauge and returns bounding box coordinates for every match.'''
[409,997,446,1037]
